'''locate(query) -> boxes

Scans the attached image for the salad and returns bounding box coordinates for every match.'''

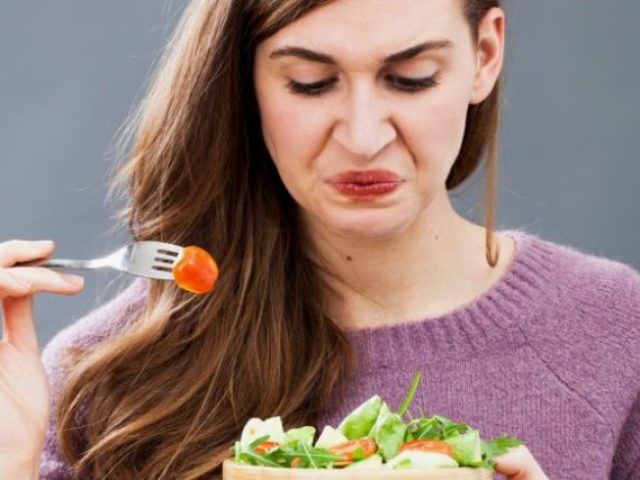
[231,372,522,471]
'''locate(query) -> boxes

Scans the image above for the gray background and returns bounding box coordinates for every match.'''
[1,1,638,347]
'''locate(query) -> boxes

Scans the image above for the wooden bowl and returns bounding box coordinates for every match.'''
[222,459,492,479]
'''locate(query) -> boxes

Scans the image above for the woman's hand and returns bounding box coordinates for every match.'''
[0,240,84,479]
[494,444,549,480]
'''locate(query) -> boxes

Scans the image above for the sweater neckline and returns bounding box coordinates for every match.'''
[342,229,556,360]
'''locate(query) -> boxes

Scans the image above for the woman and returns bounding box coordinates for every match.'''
[1,0,638,478]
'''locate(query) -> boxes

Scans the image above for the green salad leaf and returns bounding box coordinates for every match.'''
[369,402,407,460]
[285,426,316,447]
[337,394,382,439]
[480,435,523,470]
[232,371,524,471]
[444,428,483,466]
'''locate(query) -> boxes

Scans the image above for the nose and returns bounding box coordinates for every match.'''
[332,79,397,159]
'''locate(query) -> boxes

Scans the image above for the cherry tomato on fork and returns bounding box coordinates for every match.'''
[171,245,219,294]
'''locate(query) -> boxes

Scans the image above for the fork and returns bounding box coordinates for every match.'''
[15,241,184,281]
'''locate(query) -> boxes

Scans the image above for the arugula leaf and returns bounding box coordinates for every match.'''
[482,435,522,457]
[248,435,270,450]
[239,450,283,468]
[408,415,446,439]
[489,435,522,454]
[300,442,318,468]
[397,370,422,417]
[480,435,523,472]
[442,420,471,438]
[266,444,342,469]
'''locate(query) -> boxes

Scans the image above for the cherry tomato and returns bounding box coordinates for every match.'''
[253,440,280,454]
[172,245,219,294]
[399,439,454,457]
[328,439,378,465]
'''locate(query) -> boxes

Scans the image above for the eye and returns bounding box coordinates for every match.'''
[286,74,440,97]
[286,77,338,96]
[388,75,440,93]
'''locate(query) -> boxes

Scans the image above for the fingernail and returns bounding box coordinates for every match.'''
[61,274,84,286]
[37,240,55,248]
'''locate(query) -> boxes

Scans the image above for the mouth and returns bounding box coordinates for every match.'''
[332,170,401,184]
[329,170,402,200]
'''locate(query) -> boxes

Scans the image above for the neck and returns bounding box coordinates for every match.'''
[305,194,502,330]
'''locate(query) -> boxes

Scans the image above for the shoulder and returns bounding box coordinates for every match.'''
[41,277,149,398]
[518,230,640,343]
[507,229,640,311]
[524,232,640,314]
[549,234,639,289]
[514,231,640,421]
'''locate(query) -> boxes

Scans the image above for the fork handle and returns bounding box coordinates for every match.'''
[15,258,107,269]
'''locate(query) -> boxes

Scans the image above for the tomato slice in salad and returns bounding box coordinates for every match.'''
[172,245,219,294]
[327,439,378,465]
[253,440,280,455]
[399,439,454,457]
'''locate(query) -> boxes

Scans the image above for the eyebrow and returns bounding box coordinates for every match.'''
[269,39,453,66]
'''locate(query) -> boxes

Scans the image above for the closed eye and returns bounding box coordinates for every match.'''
[286,74,440,97]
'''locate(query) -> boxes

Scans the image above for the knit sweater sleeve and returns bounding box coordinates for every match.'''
[38,278,148,480]
[612,391,640,480]
[521,245,640,478]
[609,265,640,479]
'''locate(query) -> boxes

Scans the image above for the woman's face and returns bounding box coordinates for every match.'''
[253,0,502,241]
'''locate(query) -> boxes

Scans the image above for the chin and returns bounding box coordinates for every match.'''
[322,208,416,241]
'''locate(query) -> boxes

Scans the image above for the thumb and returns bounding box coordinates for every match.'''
[2,295,39,354]
[494,445,548,480]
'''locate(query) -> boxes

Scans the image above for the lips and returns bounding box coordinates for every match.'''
[330,170,402,200]
[332,170,401,184]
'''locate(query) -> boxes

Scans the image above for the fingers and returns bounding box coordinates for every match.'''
[0,239,84,356]
[494,445,548,480]
[0,269,32,297]
[2,295,38,353]
[0,240,56,268]
[0,267,84,299]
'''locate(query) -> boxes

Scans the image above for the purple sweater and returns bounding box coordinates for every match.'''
[39,229,640,479]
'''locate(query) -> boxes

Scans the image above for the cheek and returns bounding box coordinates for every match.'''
[429,94,468,157]
[400,86,470,178]
[256,83,324,164]
[255,86,326,203]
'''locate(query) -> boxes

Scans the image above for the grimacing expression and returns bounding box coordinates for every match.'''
[253,0,500,241]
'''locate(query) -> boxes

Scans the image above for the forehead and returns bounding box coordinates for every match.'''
[256,0,468,66]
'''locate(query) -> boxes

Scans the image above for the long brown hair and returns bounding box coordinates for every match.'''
[57,1,503,478]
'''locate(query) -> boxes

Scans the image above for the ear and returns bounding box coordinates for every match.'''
[469,7,506,105]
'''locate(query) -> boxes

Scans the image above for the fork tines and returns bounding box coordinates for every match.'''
[152,248,181,273]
